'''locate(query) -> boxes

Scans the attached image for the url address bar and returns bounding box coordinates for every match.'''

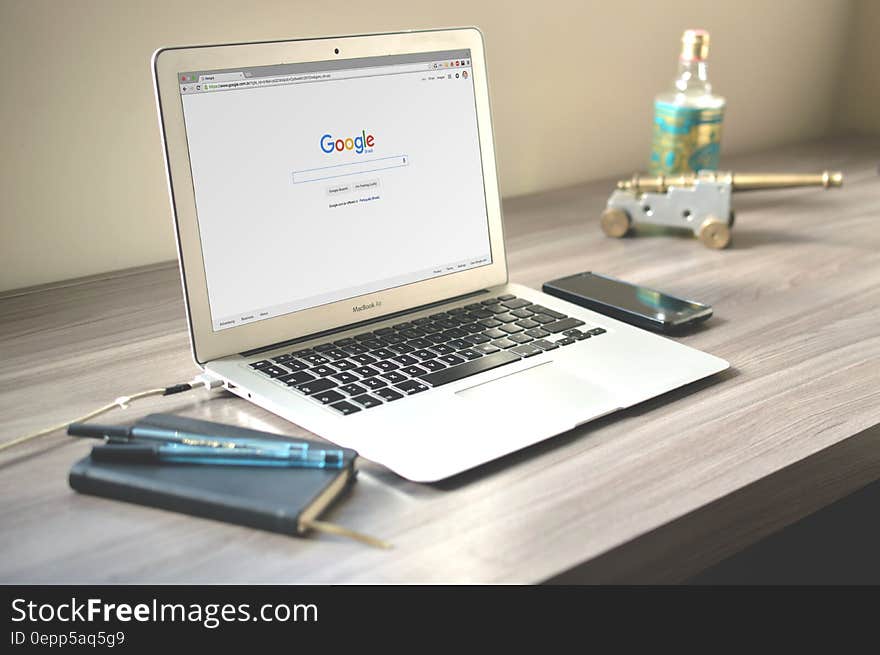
[202,62,433,91]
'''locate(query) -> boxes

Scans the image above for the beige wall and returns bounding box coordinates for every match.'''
[0,0,866,292]
[838,0,880,134]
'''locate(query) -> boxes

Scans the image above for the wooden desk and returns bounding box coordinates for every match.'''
[1,137,878,583]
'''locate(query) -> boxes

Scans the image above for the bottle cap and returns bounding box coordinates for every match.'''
[680,29,710,61]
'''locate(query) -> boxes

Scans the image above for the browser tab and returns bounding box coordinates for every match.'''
[198,72,246,83]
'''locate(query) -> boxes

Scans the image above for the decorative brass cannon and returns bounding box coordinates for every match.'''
[600,170,844,249]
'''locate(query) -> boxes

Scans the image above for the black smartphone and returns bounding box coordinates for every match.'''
[542,272,712,333]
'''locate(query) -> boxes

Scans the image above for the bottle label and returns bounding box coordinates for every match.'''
[650,101,724,174]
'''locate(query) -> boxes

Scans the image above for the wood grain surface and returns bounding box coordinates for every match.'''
[1,136,878,583]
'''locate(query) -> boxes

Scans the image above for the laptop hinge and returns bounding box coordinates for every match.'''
[240,289,490,358]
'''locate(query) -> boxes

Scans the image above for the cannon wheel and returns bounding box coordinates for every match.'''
[600,208,631,238]
[698,216,731,249]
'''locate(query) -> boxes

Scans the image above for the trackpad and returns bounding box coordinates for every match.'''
[456,362,620,426]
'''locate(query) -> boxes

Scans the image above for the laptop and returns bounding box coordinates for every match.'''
[153,28,728,482]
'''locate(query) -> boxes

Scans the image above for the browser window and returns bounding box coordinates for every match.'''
[178,50,491,332]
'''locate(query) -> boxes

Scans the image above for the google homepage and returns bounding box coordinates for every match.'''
[180,53,491,331]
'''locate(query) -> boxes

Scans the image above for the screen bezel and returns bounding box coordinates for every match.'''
[153,28,507,364]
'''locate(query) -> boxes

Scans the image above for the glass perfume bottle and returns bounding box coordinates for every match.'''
[649,29,725,174]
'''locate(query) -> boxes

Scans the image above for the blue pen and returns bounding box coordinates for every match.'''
[68,422,307,454]
[90,442,346,469]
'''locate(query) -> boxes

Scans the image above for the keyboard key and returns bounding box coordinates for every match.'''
[271,354,295,363]
[434,319,458,330]
[462,323,485,334]
[498,294,516,301]
[532,339,559,351]
[494,313,518,324]
[421,359,446,372]
[292,348,314,358]
[439,354,465,366]
[374,327,395,336]
[531,314,556,325]
[419,350,521,387]
[508,333,533,344]
[479,318,503,329]
[341,344,369,356]
[303,354,330,366]
[483,328,507,340]
[525,327,551,339]
[313,389,345,404]
[381,371,408,385]
[392,354,419,366]
[431,344,455,355]
[280,359,309,372]
[530,305,566,319]
[422,323,443,334]
[395,380,429,395]
[360,376,388,390]
[448,338,473,350]
[545,317,586,334]
[259,365,290,378]
[481,298,502,305]
[373,360,399,373]
[412,349,437,361]
[331,372,359,385]
[485,304,507,314]
[556,337,576,346]
[500,324,523,334]
[447,307,468,314]
[324,349,350,361]
[468,308,494,319]
[351,353,378,365]
[282,370,318,385]
[360,340,385,351]
[458,349,483,360]
[491,338,517,349]
[413,317,433,326]
[407,338,434,349]
[355,332,378,341]
[295,378,337,395]
[399,328,424,340]
[329,401,360,415]
[469,333,491,344]
[402,365,429,377]
[332,338,355,347]
[383,333,406,344]
[510,344,543,358]
[250,360,274,369]
[588,327,607,336]
[474,344,500,355]
[464,303,483,311]
[372,348,396,360]
[311,364,338,377]
[516,319,540,330]
[393,321,413,330]
[375,388,403,403]
[314,343,336,352]
[332,359,358,371]
[510,308,535,319]
[353,365,381,378]
[351,394,383,408]
[427,332,448,344]
[441,328,467,339]
[563,329,590,340]
[501,298,532,310]
[339,383,368,396]
[388,343,415,354]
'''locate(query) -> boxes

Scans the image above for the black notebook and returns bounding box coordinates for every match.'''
[69,413,362,540]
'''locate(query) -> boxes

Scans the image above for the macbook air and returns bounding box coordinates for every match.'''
[153,28,728,481]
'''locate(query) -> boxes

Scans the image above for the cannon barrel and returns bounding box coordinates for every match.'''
[617,170,844,194]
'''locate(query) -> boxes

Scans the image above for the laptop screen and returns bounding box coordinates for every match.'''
[178,49,492,332]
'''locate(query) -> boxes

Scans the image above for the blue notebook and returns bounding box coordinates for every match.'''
[68,413,359,539]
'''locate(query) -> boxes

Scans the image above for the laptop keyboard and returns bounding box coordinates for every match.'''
[248,294,606,416]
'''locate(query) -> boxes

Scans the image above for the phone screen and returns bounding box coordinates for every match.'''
[551,273,709,322]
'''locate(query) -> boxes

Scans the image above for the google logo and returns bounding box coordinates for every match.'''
[320,131,375,154]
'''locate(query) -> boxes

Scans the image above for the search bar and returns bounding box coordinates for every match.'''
[292,154,409,184]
